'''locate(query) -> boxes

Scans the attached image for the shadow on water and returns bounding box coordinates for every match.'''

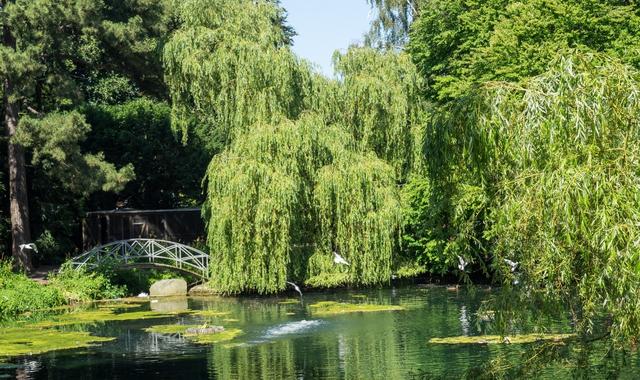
[1,286,639,379]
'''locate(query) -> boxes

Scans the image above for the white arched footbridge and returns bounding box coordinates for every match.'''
[70,239,210,279]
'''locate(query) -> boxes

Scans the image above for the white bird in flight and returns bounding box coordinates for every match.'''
[457,255,467,272]
[333,250,350,266]
[19,243,38,254]
[286,281,303,298]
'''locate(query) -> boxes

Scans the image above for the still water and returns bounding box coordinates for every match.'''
[1,285,639,379]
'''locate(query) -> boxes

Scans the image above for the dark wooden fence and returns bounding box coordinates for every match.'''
[82,208,205,250]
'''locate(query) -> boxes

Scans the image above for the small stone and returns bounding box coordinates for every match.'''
[149,279,187,297]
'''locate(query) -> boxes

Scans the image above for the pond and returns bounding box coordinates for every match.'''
[1,285,638,379]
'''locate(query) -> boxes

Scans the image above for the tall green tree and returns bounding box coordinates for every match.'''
[205,115,401,293]
[409,0,640,101]
[430,54,640,343]
[0,0,167,269]
[165,0,422,292]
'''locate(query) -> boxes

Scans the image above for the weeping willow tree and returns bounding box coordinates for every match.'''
[205,114,401,294]
[164,0,425,293]
[163,0,313,147]
[328,48,427,180]
[432,53,640,343]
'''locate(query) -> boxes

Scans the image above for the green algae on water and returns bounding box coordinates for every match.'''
[192,310,231,318]
[278,299,300,305]
[428,334,575,345]
[0,327,114,357]
[31,309,191,328]
[144,324,242,344]
[189,328,243,344]
[144,324,198,334]
[309,301,404,316]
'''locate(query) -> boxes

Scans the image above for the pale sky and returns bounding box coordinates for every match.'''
[280,1,372,77]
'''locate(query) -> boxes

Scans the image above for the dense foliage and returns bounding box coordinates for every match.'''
[164,0,307,150]
[83,99,209,209]
[446,55,640,342]
[409,0,640,101]
[165,0,429,293]
[205,115,400,293]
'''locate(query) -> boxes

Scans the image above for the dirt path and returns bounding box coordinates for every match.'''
[28,265,60,285]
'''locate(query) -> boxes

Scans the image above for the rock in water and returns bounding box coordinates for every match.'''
[149,279,187,297]
[188,284,217,296]
[185,326,225,335]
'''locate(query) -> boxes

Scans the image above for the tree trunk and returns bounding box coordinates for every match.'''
[3,11,32,272]
[4,88,32,272]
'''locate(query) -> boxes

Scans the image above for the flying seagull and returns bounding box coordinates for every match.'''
[286,281,303,298]
[19,243,38,254]
[503,258,519,272]
[333,250,350,266]
[457,255,468,272]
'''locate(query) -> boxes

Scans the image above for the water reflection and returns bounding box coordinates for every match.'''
[2,286,639,379]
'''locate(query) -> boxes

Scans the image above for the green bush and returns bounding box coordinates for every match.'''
[49,263,126,303]
[0,262,65,321]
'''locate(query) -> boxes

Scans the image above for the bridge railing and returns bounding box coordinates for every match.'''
[70,239,210,279]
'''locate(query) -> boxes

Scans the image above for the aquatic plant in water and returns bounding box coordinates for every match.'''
[309,301,404,316]
[30,309,192,328]
[428,334,575,345]
[0,327,114,357]
[145,324,243,344]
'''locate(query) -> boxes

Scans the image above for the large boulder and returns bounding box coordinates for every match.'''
[149,279,187,297]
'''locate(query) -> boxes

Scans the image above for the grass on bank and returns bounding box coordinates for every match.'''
[0,262,126,322]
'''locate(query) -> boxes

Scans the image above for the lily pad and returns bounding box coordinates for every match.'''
[428,334,575,345]
[0,327,114,357]
[309,301,404,316]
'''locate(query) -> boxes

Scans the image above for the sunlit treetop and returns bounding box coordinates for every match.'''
[164,0,310,146]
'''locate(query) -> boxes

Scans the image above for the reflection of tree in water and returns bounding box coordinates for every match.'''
[463,339,639,380]
[432,287,640,379]
[206,312,405,379]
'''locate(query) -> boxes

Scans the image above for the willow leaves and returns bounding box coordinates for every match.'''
[165,0,425,293]
[433,54,640,342]
[205,115,401,293]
